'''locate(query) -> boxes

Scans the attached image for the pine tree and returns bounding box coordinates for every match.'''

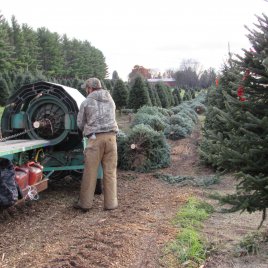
[36,27,64,76]
[0,16,14,73]
[10,16,25,69]
[0,13,108,85]
[21,24,41,73]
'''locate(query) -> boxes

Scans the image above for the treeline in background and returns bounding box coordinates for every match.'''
[0,14,107,105]
[0,13,216,110]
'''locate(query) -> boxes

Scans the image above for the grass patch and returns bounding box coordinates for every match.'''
[162,197,214,267]
[167,228,206,265]
[173,197,214,229]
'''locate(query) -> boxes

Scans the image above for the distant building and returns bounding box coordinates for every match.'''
[147,78,176,88]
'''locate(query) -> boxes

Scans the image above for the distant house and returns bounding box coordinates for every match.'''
[147,78,176,88]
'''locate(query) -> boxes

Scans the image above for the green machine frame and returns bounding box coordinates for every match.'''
[0,81,103,180]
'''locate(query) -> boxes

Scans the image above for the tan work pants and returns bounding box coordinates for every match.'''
[78,133,118,210]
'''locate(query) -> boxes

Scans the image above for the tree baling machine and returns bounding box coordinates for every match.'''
[0,81,102,203]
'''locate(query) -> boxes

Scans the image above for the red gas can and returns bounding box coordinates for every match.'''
[15,166,29,190]
[26,162,43,185]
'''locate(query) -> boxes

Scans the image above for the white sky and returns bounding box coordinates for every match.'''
[1,0,267,81]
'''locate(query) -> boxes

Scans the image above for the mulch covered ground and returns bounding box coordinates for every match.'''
[0,125,267,268]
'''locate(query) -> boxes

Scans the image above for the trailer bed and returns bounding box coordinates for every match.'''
[0,139,51,157]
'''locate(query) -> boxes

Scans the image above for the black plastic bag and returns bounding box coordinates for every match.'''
[0,158,19,208]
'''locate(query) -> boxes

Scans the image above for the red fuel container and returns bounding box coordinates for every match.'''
[15,166,29,190]
[26,162,43,185]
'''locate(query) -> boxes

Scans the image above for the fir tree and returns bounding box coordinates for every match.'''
[112,79,128,112]
[144,80,152,106]
[148,88,157,106]
[173,88,182,105]
[128,76,150,111]
[155,82,169,108]
[200,14,268,227]
[154,88,162,107]
[165,85,175,107]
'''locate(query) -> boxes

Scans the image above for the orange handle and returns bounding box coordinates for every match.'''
[27,161,43,169]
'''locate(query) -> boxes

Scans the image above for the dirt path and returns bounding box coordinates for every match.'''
[200,174,268,268]
[0,172,193,268]
[0,125,267,268]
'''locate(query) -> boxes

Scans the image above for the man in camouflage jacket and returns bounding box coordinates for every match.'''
[75,78,118,212]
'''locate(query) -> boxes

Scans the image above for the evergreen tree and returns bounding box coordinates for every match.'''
[155,82,169,108]
[0,76,10,105]
[144,80,152,106]
[173,93,179,106]
[190,89,196,99]
[148,87,157,106]
[112,78,128,112]
[154,88,162,107]
[21,23,40,72]
[173,88,182,105]
[0,16,14,73]
[10,16,25,69]
[0,14,108,85]
[23,71,34,85]
[103,79,113,92]
[2,71,12,91]
[12,72,25,93]
[112,70,119,80]
[89,46,108,79]
[183,90,192,101]
[128,76,150,110]
[164,85,175,107]
[34,70,47,82]
[36,27,64,76]
[74,78,84,89]
[200,14,268,226]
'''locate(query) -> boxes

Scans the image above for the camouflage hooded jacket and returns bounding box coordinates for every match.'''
[77,89,118,136]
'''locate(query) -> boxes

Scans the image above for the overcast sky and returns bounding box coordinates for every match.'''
[1,0,267,80]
